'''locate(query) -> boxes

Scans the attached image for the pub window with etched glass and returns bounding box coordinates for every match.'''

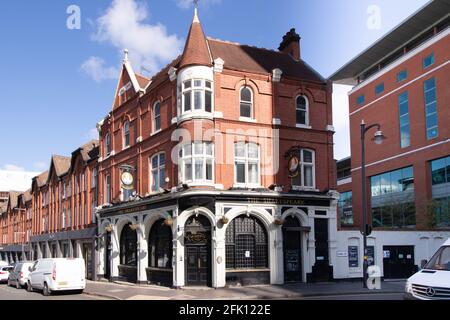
[148,219,173,269]
[120,224,137,266]
[290,149,316,190]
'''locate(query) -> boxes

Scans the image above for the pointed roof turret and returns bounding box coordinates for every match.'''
[178,7,212,69]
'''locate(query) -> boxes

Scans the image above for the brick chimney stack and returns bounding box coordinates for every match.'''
[278,28,301,60]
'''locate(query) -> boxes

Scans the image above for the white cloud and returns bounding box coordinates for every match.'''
[332,84,353,160]
[0,170,40,192]
[90,0,183,75]
[0,164,25,172]
[176,0,222,9]
[33,161,48,171]
[81,56,119,83]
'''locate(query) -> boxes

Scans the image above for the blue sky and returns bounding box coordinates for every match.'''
[0,0,429,175]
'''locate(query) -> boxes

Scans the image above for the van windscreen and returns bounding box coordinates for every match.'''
[425,246,450,271]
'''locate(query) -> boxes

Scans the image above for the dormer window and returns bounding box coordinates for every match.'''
[181,79,213,115]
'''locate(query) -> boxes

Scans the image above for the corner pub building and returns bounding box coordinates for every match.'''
[96,9,338,288]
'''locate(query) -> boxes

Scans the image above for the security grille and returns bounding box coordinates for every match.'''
[225,215,268,269]
[236,235,255,269]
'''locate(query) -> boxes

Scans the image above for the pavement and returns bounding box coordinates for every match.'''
[83,279,406,300]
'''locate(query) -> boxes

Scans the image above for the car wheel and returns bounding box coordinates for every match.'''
[43,283,51,296]
[27,281,33,292]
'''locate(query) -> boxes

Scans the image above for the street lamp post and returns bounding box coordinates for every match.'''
[360,120,386,288]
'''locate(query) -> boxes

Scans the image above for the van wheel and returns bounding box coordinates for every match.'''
[43,283,51,296]
[27,282,33,292]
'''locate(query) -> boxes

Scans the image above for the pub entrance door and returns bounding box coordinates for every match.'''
[184,215,211,287]
[283,216,303,282]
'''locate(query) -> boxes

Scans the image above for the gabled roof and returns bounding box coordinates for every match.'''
[70,140,99,173]
[179,10,212,69]
[19,190,32,204]
[208,38,325,82]
[7,191,21,209]
[33,171,49,189]
[135,73,151,88]
[111,52,145,110]
[48,155,71,180]
[0,202,7,214]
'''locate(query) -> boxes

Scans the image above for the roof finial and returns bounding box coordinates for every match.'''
[193,0,200,23]
[123,49,129,63]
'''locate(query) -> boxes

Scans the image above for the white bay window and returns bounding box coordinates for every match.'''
[181,79,213,115]
[179,142,214,184]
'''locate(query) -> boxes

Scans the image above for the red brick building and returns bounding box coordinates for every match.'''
[331,1,450,279]
[96,9,338,287]
[29,141,99,279]
[0,191,32,262]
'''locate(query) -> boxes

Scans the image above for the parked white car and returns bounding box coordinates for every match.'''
[27,258,86,296]
[0,261,9,267]
[8,262,34,289]
[405,238,450,300]
[0,266,14,283]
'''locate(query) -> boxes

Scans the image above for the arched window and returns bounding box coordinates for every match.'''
[123,120,130,149]
[148,219,173,269]
[240,86,253,118]
[105,133,111,156]
[225,215,268,269]
[296,96,309,126]
[120,223,137,266]
[153,102,161,133]
[151,153,166,192]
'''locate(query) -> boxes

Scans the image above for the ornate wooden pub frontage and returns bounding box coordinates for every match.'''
[96,188,339,288]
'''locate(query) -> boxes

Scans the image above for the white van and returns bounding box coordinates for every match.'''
[405,238,450,300]
[27,258,86,296]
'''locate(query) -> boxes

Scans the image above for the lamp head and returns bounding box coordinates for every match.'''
[372,130,386,145]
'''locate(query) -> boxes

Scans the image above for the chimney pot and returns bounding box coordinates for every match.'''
[278,28,301,60]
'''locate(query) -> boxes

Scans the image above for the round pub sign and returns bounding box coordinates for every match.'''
[121,171,134,190]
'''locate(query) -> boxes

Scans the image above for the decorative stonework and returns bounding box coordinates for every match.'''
[272,68,283,82]
[168,67,178,82]
[214,58,224,73]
